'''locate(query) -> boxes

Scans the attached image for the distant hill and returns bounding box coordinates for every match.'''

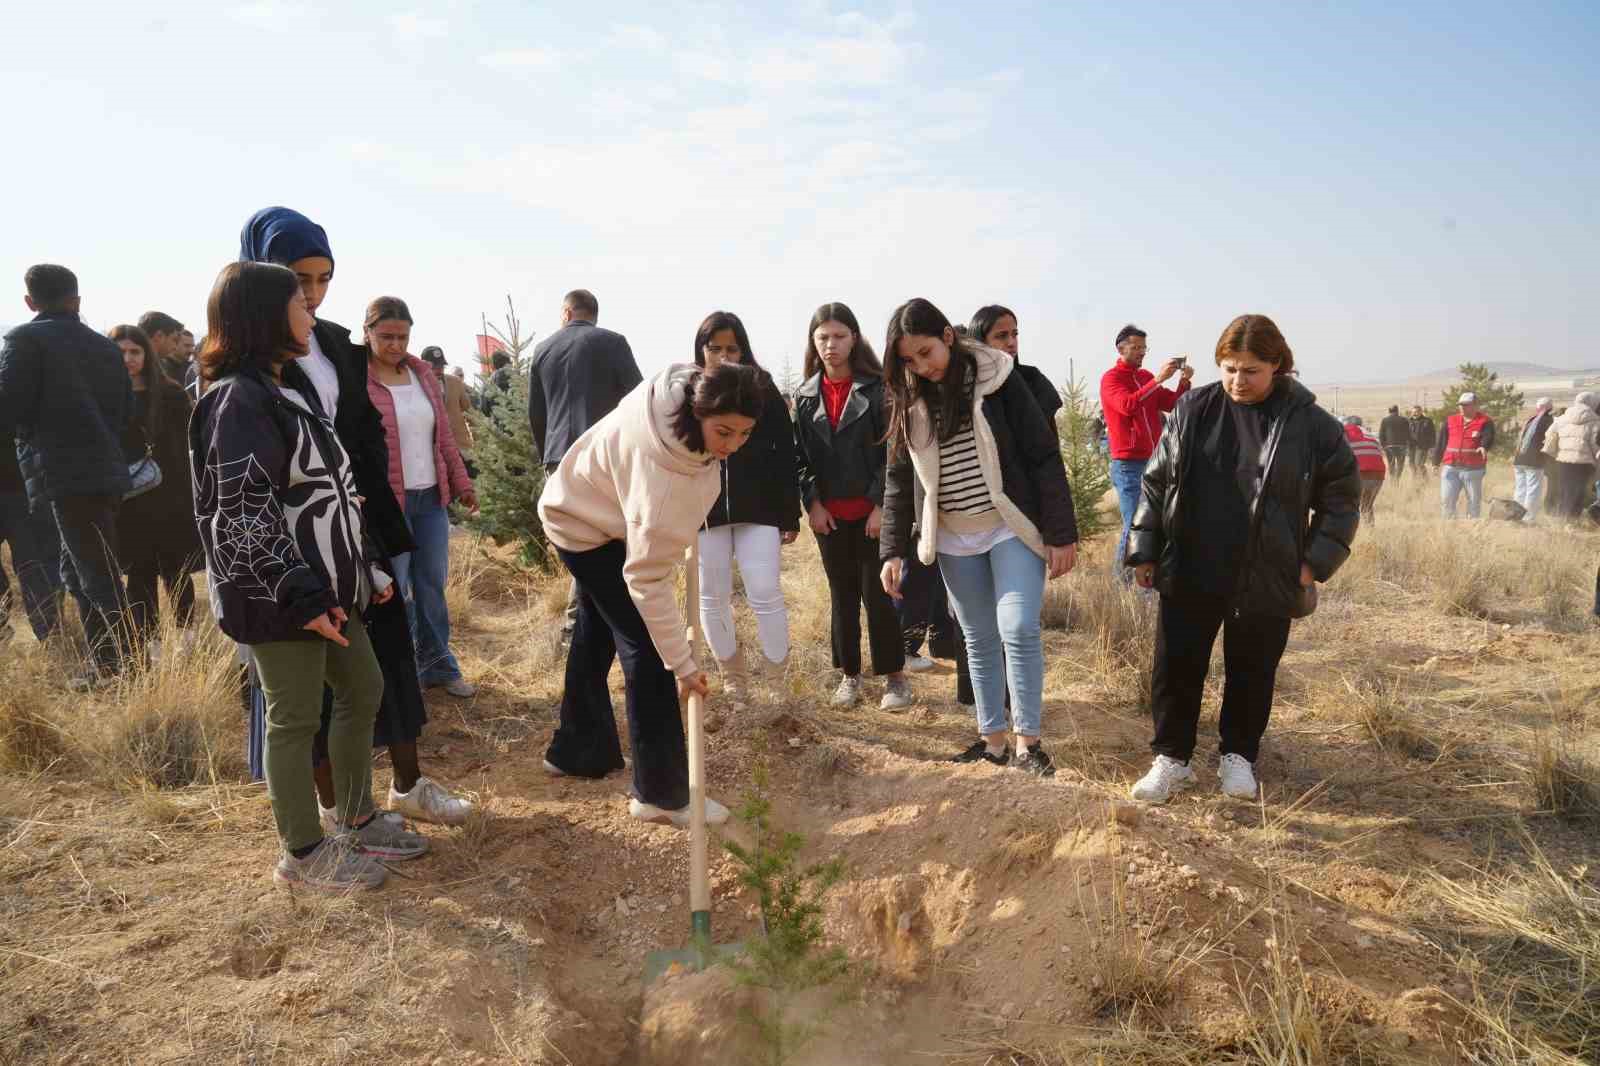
[1328,362,1600,387]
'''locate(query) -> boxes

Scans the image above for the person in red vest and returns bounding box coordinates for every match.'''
[1433,391,1496,518]
[1099,324,1192,570]
[1342,416,1386,524]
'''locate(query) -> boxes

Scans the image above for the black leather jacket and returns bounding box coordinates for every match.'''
[1126,380,1360,618]
[793,373,887,511]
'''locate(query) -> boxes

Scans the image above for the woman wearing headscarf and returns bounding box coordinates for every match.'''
[238,207,471,830]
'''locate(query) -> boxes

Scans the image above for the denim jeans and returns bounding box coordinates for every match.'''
[52,494,128,675]
[392,488,462,685]
[1513,464,1545,520]
[0,491,62,640]
[938,536,1046,738]
[1440,466,1486,519]
[697,523,789,664]
[1110,458,1148,571]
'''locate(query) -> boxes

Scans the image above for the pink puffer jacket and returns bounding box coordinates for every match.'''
[366,355,473,511]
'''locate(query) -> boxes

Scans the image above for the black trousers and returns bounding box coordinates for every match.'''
[815,517,905,678]
[52,495,128,675]
[1383,447,1407,477]
[1150,594,1291,763]
[1549,461,1591,521]
[896,545,959,658]
[1408,445,1431,476]
[548,540,688,810]
[125,548,197,636]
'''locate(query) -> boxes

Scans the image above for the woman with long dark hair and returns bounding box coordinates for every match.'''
[692,311,798,704]
[108,324,201,652]
[192,261,419,889]
[968,305,1062,437]
[364,296,478,696]
[1126,314,1359,803]
[538,362,767,826]
[793,302,911,710]
[879,299,1077,774]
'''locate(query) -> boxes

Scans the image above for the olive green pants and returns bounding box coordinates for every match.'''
[255,612,383,851]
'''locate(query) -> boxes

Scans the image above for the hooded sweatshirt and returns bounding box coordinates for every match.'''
[537,366,721,679]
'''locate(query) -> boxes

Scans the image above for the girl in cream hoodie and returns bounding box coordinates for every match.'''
[537,361,767,826]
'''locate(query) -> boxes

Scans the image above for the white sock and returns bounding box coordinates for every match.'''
[985,740,1007,757]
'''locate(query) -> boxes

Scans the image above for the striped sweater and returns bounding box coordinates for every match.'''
[936,421,996,517]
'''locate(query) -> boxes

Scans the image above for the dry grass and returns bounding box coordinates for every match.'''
[1433,833,1600,1063]
[1068,571,1156,709]
[1528,732,1600,822]
[1337,670,1441,762]
[986,810,1060,877]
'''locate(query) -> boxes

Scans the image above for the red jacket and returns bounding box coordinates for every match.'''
[367,355,474,511]
[1099,361,1190,461]
[1344,423,1386,478]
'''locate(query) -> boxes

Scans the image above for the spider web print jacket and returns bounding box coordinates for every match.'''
[190,364,390,644]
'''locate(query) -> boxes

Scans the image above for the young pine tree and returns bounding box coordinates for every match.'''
[1058,374,1114,540]
[464,298,549,566]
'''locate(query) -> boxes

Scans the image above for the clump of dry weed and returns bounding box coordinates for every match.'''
[1529,733,1600,822]
[1339,670,1440,761]
[1071,572,1155,709]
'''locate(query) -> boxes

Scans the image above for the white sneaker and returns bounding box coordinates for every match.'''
[629,796,730,828]
[880,675,914,710]
[1218,754,1259,799]
[831,675,862,706]
[904,654,935,673]
[1130,755,1197,804]
[389,775,474,826]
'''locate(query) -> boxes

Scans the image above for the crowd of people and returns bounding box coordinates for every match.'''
[62,202,1600,891]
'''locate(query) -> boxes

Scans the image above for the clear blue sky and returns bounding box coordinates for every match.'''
[3,1,1594,390]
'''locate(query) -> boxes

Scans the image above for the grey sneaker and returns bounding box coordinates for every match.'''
[880,675,914,711]
[831,675,862,706]
[320,804,403,837]
[338,812,430,861]
[442,677,476,698]
[274,836,386,891]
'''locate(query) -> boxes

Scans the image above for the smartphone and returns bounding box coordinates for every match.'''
[1171,356,1188,368]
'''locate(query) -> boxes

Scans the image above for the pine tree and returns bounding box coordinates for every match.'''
[464,297,549,566]
[1058,374,1114,540]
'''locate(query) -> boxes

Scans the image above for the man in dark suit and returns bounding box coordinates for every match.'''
[528,289,642,470]
[528,289,642,637]
[0,265,133,687]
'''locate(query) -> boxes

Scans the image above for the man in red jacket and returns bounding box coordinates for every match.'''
[1099,324,1192,569]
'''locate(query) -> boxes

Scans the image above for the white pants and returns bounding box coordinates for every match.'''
[697,524,789,664]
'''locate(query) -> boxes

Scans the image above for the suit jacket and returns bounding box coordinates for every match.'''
[314,320,414,558]
[528,320,642,468]
[0,310,132,505]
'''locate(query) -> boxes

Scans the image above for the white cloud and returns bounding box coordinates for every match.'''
[611,24,666,51]
[479,47,562,71]
[389,11,448,40]
[229,1,312,27]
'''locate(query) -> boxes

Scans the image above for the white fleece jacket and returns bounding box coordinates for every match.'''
[537,366,720,679]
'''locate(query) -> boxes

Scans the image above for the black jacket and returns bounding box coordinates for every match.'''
[881,355,1077,562]
[1014,362,1062,439]
[0,311,132,505]
[528,320,643,468]
[793,373,888,512]
[119,379,202,569]
[1408,415,1436,449]
[706,384,800,532]
[1513,410,1554,467]
[1127,380,1360,618]
[191,365,379,645]
[1378,412,1410,449]
[313,320,414,558]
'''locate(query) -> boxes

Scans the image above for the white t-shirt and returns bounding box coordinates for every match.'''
[936,522,1017,557]
[298,332,341,419]
[387,368,438,491]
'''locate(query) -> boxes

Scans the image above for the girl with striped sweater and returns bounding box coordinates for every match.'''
[878,299,1078,775]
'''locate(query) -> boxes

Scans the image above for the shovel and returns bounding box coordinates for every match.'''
[642,541,745,986]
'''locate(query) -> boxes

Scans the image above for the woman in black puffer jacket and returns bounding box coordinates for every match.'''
[1125,314,1359,805]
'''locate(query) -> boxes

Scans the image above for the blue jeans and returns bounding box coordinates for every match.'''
[938,537,1045,738]
[1110,458,1147,570]
[392,488,462,685]
[1440,466,1486,519]
[0,491,62,640]
[1512,464,1544,519]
